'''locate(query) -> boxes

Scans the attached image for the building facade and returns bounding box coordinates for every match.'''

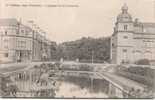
[111,4,155,64]
[0,18,52,63]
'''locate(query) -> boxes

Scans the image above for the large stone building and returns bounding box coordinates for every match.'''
[111,4,155,64]
[0,18,52,63]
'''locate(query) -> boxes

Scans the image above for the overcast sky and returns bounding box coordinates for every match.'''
[0,0,155,43]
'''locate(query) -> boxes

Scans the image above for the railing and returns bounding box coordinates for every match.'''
[0,61,152,98]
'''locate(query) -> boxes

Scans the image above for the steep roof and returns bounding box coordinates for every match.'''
[117,4,132,22]
[0,18,33,33]
[142,23,155,28]
[0,18,19,26]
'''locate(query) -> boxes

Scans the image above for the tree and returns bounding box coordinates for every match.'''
[7,85,18,96]
[55,37,111,63]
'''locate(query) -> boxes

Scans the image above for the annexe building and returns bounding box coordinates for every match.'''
[111,4,155,64]
[0,18,52,63]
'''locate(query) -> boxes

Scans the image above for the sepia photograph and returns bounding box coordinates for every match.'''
[0,0,154,99]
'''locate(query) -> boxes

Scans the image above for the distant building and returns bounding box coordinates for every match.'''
[111,4,155,64]
[0,18,52,63]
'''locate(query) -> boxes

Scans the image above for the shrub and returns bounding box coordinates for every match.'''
[135,59,150,65]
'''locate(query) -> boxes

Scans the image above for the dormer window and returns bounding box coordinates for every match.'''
[124,25,128,30]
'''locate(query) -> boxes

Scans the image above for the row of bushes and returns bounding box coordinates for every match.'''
[60,64,93,71]
[122,67,154,78]
[116,70,154,87]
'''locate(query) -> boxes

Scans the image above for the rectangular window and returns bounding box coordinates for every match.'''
[4,39,8,49]
[4,53,8,57]
[4,39,8,42]
[4,45,8,49]
[16,29,20,34]
[5,31,7,35]
[123,36,128,39]
[112,43,114,47]
[123,49,127,52]
[17,40,26,48]
[124,25,128,30]
[21,30,24,33]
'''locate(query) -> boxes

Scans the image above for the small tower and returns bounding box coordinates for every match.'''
[111,4,134,64]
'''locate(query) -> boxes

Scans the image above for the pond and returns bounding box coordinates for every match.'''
[55,76,109,98]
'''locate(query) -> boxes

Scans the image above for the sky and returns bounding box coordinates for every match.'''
[0,0,155,43]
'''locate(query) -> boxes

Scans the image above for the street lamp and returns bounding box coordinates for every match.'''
[27,20,35,61]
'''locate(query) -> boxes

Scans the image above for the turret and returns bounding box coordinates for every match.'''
[111,4,134,64]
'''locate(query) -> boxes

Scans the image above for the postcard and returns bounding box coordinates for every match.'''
[0,0,154,99]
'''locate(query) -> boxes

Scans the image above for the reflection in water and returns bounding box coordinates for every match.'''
[55,76,108,98]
